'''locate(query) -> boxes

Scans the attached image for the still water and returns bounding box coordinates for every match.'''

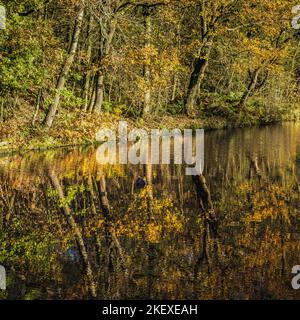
[0,122,300,300]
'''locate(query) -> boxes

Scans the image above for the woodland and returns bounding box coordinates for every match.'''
[0,0,300,148]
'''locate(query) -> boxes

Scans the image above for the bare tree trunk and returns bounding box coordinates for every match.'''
[0,96,4,122]
[143,7,152,116]
[45,5,84,127]
[88,79,96,113]
[171,74,178,102]
[93,71,104,113]
[238,68,260,109]
[83,15,94,112]
[32,89,42,126]
[184,39,213,115]
[93,19,116,113]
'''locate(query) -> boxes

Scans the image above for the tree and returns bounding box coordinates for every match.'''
[45,2,85,127]
[184,0,241,115]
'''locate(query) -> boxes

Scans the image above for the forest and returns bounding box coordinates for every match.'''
[0,0,300,149]
[1,1,300,301]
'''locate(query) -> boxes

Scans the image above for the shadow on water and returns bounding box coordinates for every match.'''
[0,123,300,299]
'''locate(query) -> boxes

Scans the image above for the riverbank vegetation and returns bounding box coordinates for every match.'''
[0,0,300,149]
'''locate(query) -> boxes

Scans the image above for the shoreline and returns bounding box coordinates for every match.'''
[0,111,294,154]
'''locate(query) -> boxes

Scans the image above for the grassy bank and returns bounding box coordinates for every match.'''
[0,103,298,152]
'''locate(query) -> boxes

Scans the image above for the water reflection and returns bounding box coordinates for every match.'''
[0,123,300,299]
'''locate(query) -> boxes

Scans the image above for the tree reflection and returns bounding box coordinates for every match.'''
[0,124,300,299]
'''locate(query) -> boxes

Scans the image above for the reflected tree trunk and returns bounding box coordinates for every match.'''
[192,174,219,277]
[192,174,217,234]
[95,171,128,273]
[48,169,97,298]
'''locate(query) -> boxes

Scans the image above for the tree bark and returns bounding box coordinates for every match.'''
[238,68,260,109]
[83,15,94,112]
[45,5,84,127]
[32,90,42,126]
[143,7,152,116]
[93,19,117,113]
[184,39,213,115]
[93,71,104,113]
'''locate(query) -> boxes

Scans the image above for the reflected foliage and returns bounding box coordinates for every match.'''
[0,123,300,299]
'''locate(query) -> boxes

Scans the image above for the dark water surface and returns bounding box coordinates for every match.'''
[1,122,300,299]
